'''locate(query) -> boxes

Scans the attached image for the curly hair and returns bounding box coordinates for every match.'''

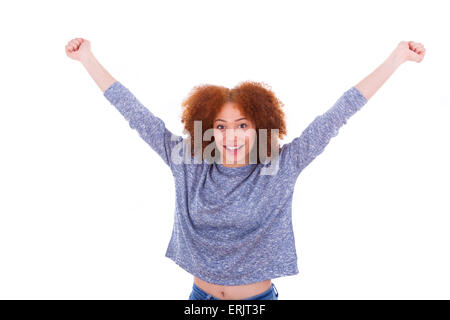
[180,80,287,164]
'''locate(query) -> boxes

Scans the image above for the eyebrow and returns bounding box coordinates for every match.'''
[214,117,247,123]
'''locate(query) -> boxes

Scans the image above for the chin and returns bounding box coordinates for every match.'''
[222,156,247,165]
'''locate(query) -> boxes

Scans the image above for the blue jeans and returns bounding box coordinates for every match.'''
[188,282,279,300]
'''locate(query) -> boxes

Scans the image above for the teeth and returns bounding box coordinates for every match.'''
[226,145,243,150]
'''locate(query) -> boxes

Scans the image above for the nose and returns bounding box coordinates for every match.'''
[225,130,245,146]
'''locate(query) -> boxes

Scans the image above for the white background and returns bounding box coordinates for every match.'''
[0,0,449,299]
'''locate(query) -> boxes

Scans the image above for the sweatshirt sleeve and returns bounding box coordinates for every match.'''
[282,86,368,177]
[103,81,184,169]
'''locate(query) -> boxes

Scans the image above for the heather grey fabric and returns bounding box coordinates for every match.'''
[104,81,368,285]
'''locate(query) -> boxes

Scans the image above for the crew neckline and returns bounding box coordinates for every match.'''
[214,162,258,175]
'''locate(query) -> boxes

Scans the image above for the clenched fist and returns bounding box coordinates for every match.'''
[65,38,91,61]
[394,41,426,63]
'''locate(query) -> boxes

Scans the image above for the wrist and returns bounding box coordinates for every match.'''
[79,51,95,65]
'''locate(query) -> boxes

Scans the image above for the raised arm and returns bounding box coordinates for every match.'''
[282,40,426,176]
[66,37,184,169]
[65,38,116,92]
[355,41,426,100]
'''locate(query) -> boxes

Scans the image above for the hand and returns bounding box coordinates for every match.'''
[65,37,92,61]
[392,41,426,64]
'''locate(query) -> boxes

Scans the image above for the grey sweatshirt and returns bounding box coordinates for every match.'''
[103,81,368,285]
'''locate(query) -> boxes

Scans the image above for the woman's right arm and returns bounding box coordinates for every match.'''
[65,38,184,169]
[65,38,116,92]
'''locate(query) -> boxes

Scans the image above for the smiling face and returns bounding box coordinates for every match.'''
[213,102,257,167]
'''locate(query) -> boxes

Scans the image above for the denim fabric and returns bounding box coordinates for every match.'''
[188,282,279,300]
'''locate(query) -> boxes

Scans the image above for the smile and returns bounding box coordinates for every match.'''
[224,145,244,151]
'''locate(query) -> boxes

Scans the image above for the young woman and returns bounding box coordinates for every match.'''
[65,38,425,300]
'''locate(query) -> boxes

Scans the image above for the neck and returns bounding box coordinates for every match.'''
[220,155,249,168]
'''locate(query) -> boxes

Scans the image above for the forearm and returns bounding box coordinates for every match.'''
[80,52,117,93]
[287,86,368,173]
[103,81,184,168]
[354,51,404,101]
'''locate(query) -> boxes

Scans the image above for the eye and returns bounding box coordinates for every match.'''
[239,123,247,129]
[216,125,225,130]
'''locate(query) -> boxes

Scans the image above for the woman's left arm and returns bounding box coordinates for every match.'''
[355,41,426,100]
[282,41,426,176]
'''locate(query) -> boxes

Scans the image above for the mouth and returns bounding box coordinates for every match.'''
[224,144,244,153]
[224,144,244,150]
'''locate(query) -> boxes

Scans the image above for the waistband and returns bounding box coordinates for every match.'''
[192,282,278,300]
